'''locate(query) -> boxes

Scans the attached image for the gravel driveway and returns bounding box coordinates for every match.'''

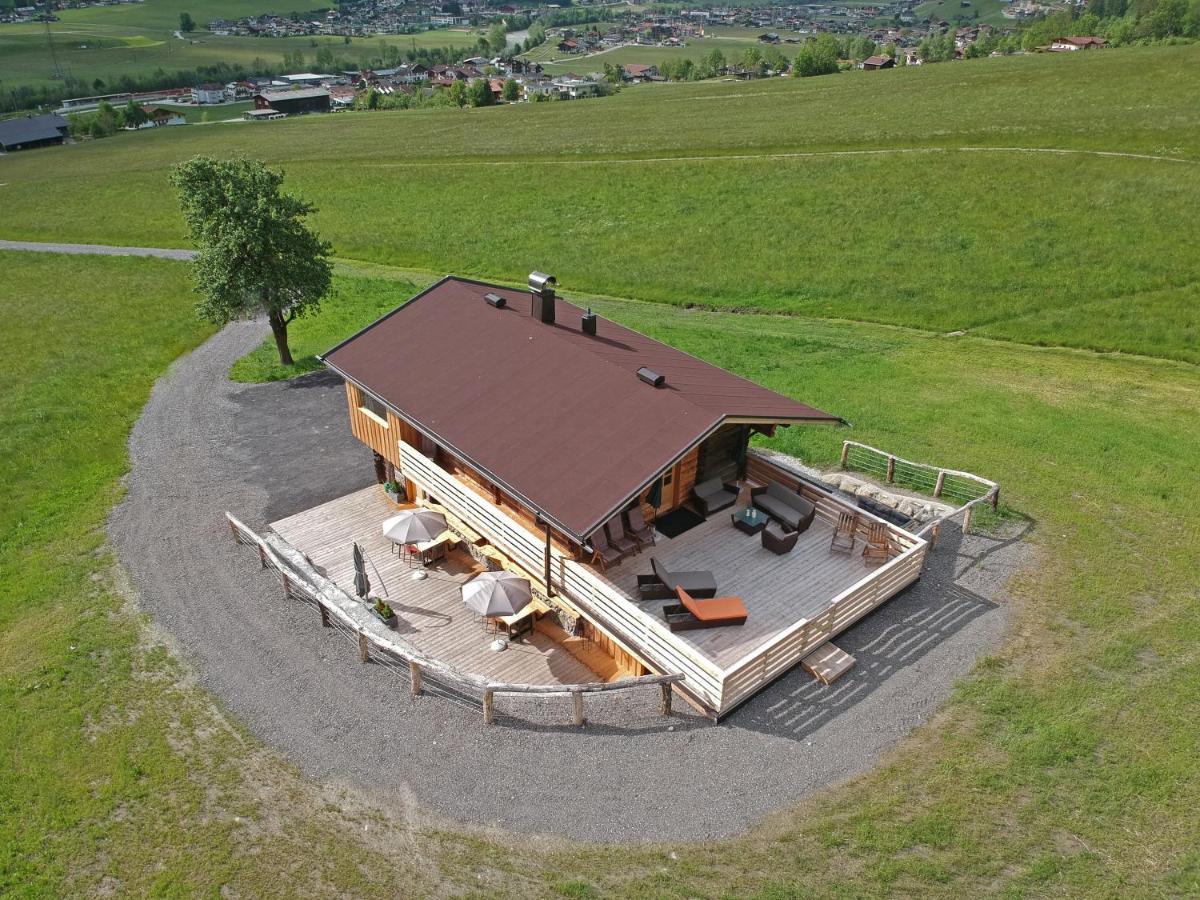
[110,322,1025,843]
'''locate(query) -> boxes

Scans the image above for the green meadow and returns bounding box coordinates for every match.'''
[0,0,479,91]
[4,247,1200,895]
[2,46,1198,364]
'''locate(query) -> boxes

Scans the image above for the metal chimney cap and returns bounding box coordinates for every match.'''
[528,271,557,292]
[637,367,666,388]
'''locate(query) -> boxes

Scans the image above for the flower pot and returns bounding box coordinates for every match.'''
[370,607,398,627]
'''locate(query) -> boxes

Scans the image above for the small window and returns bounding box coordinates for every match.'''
[357,388,389,426]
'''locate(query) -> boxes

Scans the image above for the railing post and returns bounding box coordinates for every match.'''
[886,455,895,484]
[839,441,850,468]
[934,470,946,497]
[660,682,673,716]
[358,631,370,663]
[572,690,585,727]
[483,690,495,725]
[409,660,423,696]
[281,572,291,601]
[319,600,330,628]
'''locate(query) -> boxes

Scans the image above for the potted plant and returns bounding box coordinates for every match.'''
[369,597,397,627]
[383,480,405,503]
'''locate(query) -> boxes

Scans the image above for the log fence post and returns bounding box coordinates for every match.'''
[228,519,239,543]
[886,455,895,484]
[319,601,330,628]
[572,690,584,727]
[258,544,268,569]
[660,683,673,716]
[358,631,370,663]
[962,505,974,535]
[281,572,291,601]
[934,470,946,498]
[409,660,423,697]
[483,690,495,725]
[839,442,850,468]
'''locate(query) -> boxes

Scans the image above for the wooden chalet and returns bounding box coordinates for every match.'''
[312,274,929,718]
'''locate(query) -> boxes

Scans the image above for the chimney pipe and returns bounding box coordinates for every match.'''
[582,307,597,336]
[529,271,556,325]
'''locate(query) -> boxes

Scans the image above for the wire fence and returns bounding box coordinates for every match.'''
[224,513,685,727]
[837,441,1000,544]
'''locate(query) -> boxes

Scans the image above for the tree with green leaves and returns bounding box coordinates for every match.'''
[793,34,840,77]
[169,158,333,366]
[501,78,519,102]
[179,12,195,33]
[121,100,148,128]
[468,77,494,107]
[487,23,508,56]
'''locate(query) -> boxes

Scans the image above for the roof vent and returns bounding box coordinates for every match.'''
[529,271,556,324]
[484,292,506,309]
[637,367,666,388]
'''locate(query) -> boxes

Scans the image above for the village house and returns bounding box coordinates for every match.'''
[253,87,332,116]
[191,83,226,105]
[0,113,68,152]
[861,54,895,70]
[1050,35,1107,50]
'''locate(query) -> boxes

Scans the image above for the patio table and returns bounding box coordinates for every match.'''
[731,506,769,535]
[412,530,455,565]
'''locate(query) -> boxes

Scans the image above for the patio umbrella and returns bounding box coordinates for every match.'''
[352,542,370,599]
[381,508,447,545]
[461,570,532,618]
[646,477,663,511]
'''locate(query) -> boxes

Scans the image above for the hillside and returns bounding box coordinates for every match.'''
[2,45,1198,364]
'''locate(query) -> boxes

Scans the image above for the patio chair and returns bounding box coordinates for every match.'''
[624,505,655,549]
[862,521,891,566]
[761,521,800,555]
[589,525,627,571]
[662,586,748,632]
[691,477,740,516]
[604,515,638,557]
[830,512,857,555]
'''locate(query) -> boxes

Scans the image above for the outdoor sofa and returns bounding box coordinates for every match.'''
[691,477,739,516]
[751,482,816,533]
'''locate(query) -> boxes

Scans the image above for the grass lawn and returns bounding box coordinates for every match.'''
[1,46,1198,365]
[530,35,801,75]
[22,249,1196,895]
[166,100,253,123]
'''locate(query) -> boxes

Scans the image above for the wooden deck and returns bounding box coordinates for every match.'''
[599,497,873,671]
[269,487,602,687]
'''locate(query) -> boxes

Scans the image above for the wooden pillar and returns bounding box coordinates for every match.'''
[660,682,673,716]
[409,660,423,696]
[483,690,495,725]
[840,442,850,468]
[358,631,370,663]
[934,470,946,498]
[572,691,584,727]
[319,601,330,628]
[886,456,895,484]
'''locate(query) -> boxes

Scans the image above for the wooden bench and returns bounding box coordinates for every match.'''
[801,642,856,685]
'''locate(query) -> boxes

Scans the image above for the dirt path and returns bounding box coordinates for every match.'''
[0,239,195,259]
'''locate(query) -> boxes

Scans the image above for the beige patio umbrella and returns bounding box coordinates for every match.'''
[461,571,532,617]
[381,508,447,545]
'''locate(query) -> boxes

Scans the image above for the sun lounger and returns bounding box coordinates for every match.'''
[662,586,749,631]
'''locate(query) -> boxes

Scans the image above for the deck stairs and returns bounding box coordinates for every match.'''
[801,642,856,685]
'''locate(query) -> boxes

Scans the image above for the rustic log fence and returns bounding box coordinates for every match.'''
[225,513,685,727]
[837,440,1000,544]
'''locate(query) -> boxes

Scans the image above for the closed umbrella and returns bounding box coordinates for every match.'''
[461,570,532,617]
[352,542,370,598]
[646,477,663,511]
[382,508,447,545]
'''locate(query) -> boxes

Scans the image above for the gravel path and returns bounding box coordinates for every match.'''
[0,239,194,260]
[110,322,1027,844]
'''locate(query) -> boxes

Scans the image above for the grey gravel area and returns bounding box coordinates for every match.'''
[110,321,1029,844]
[0,239,195,260]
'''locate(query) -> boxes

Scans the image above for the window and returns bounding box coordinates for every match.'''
[357,388,389,426]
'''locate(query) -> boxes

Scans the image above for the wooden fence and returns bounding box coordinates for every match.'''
[225,513,684,727]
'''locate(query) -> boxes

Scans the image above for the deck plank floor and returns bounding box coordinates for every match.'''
[599,501,873,671]
[270,487,600,686]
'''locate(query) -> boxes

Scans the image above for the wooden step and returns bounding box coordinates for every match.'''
[801,642,856,686]
[534,619,621,681]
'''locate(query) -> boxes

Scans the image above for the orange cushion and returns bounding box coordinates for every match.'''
[676,586,748,621]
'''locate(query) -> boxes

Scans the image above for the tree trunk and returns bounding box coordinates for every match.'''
[268,309,293,366]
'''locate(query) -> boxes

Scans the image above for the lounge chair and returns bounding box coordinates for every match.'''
[691,477,739,516]
[761,521,799,555]
[751,482,817,532]
[604,515,637,557]
[637,555,718,600]
[830,512,857,555]
[624,505,655,549]
[589,525,627,571]
[862,521,891,566]
[662,586,748,631]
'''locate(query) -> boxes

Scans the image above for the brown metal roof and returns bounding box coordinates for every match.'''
[322,277,841,540]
